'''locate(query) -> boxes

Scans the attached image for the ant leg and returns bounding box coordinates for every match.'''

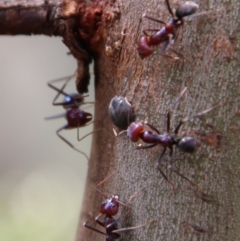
[105,209,155,232]
[125,185,150,206]
[159,38,183,61]
[157,148,175,190]
[170,167,206,194]
[79,101,95,107]
[95,215,106,228]
[83,220,107,236]
[113,129,127,137]
[168,147,206,194]
[44,113,65,120]
[145,122,160,134]
[47,75,73,97]
[95,172,117,198]
[143,29,161,37]
[112,220,156,233]
[165,0,174,17]
[136,143,157,149]
[157,148,166,168]
[143,14,166,25]
[48,74,75,106]
[105,210,131,231]
[182,99,229,122]
[167,48,192,64]
[77,123,101,142]
[167,87,188,133]
[108,202,155,231]
[56,125,90,161]
[174,98,229,135]
[94,172,128,207]
[160,37,171,54]
[96,172,145,208]
[143,29,161,32]
[48,82,69,98]
[53,94,89,108]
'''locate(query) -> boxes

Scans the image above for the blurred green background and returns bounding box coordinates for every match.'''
[0,36,92,241]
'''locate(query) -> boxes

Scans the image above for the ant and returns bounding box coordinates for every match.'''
[181,220,209,236]
[115,87,227,192]
[83,173,154,240]
[137,0,199,59]
[46,74,99,160]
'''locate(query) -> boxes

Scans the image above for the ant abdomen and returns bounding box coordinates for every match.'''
[175,1,199,19]
[127,122,144,142]
[100,196,120,216]
[177,137,199,153]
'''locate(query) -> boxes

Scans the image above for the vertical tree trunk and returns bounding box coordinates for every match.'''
[1,0,240,241]
[77,1,240,241]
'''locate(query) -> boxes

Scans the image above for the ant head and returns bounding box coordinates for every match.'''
[177,137,199,153]
[127,122,144,142]
[109,96,136,130]
[100,195,120,216]
[137,37,153,59]
[175,1,199,19]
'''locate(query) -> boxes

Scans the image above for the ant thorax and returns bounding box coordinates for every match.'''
[64,94,83,107]
[100,196,119,216]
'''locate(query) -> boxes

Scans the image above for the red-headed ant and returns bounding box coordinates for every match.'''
[137,0,199,59]
[115,87,228,192]
[83,173,154,240]
[46,74,99,161]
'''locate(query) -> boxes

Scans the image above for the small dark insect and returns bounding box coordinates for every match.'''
[116,87,227,191]
[46,74,99,160]
[194,190,219,205]
[109,96,136,130]
[137,0,199,59]
[83,173,154,240]
[181,220,208,235]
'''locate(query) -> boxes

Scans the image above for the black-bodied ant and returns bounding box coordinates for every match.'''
[83,173,154,240]
[181,220,209,236]
[137,0,199,59]
[46,74,99,160]
[115,87,227,192]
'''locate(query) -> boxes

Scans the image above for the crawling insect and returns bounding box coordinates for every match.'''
[46,74,99,160]
[137,0,199,58]
[116,87,227,191]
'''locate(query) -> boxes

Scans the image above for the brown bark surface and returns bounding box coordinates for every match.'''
[1,0,240,241]
[78,1,240,241]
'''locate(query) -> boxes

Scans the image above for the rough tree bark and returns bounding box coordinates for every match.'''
[1,0,240,241]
